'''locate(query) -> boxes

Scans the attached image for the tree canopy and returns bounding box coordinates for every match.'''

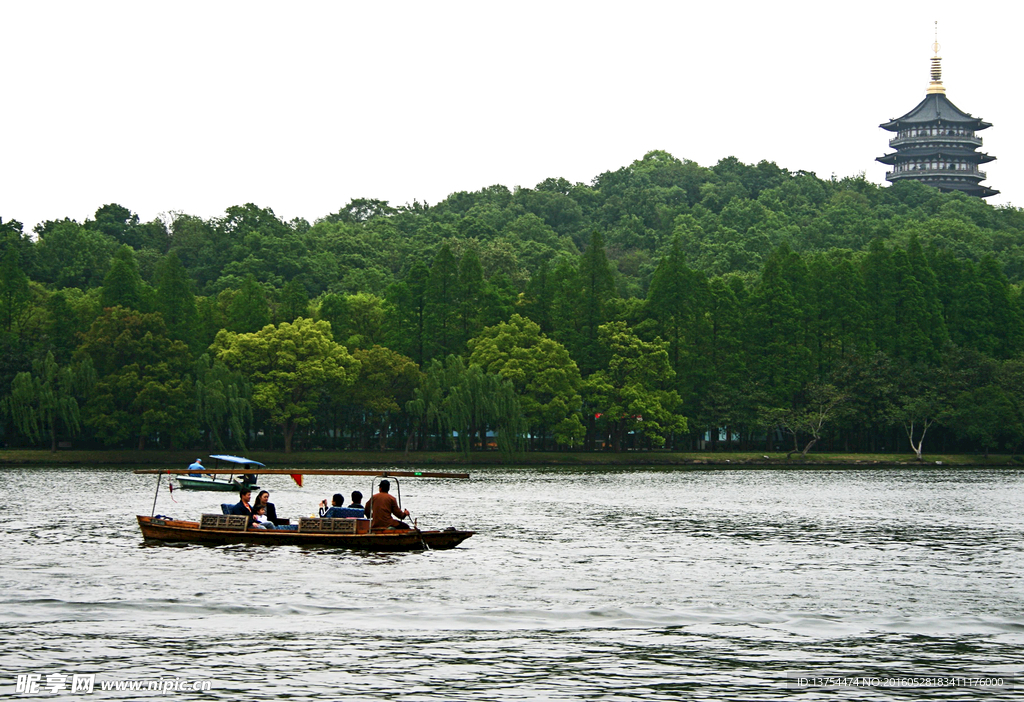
[4,152,1024,458]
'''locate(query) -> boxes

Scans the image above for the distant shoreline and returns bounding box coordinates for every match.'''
[0,450,1019,468]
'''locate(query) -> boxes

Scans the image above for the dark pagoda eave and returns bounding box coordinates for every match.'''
[880,146,995,160]
[880,92,987,130]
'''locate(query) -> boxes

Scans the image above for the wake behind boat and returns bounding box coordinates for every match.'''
[136,467,474,552]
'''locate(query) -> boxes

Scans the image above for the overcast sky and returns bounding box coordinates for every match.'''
[1,0,1019,233]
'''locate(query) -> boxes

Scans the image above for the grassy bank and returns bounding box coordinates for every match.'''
[0,449,1020,467]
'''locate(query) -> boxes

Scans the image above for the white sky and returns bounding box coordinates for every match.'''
[1,1,1019,233]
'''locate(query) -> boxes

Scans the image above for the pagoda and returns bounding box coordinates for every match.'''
[877,29,997,198]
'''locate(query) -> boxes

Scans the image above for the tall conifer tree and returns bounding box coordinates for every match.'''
[424,244,460,361]
[155,252,199,347]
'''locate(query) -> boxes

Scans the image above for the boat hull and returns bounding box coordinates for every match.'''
[175,477,259,492]
[137,516,473,551]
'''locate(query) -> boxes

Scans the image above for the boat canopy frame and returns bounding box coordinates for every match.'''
[138,467,469,517]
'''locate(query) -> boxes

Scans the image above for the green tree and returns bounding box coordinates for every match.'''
[384,261,429,364]
[977,256,1023,358]
[583,321,686,451]
[76,307,194,449]
[695,276,748,451]
[424,244,460,360]
[748,244,813,414]
[948,384,1017,458]
[523,260,555,334]
[906,235,948,360]
[468,314,585,448]
[278,278,310,322]
[318,292,386,350]
[2,352,95,451]
[575,231,616,375]
[644,235,710,406]
[759,382,848,457]
[34,218,117,289]
[349,345,421,449]
[100,246,146,311]
[155,252,198,346]
[228,274,270,332]
[212,318,360,452]
[892,349,974,461]
[407,355,526,461]
[0,246,30,333]
[86,204,169,252]
[194,354,253,451]
[862,239,897,357]
[457,248,485,346]
[806,254,868,375]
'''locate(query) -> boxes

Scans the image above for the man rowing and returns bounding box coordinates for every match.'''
[365,480,411,530]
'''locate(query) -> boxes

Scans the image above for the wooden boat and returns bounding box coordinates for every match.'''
[136,468,474,552]
[136,515,473,550]
[174,455,262,491]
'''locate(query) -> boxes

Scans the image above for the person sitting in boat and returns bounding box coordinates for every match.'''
[255,490,289,526]
[348,491,363,509]
[251,504,273,530]
[365,480,410,530]
[318,493,351,518]
[187,458,203,477]
[228,489,254,523]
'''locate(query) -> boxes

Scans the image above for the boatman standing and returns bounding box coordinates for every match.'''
[365,480,410,530]
[188,458,203,477]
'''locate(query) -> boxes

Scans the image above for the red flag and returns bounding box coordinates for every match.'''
[290,474,303,488]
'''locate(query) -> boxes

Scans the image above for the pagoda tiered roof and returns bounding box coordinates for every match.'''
[880,93,990,131]
[876,148,995,166]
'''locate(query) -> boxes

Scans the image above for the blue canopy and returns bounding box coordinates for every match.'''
[208,455,266,467]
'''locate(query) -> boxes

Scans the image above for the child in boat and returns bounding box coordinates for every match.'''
[251,504,273,529]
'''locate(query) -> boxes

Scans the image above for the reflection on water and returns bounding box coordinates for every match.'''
[1,466,1023,700]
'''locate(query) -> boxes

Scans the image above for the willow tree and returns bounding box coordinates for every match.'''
[2,352,95,451]
[407,355,526,461]
[194,353,253,451]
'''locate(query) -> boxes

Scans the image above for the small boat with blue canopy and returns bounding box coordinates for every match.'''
[174,455,262,491]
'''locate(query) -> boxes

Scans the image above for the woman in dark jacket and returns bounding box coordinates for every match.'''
[254,490,289,526]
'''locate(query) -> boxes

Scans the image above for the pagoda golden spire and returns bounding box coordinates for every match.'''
[927,21,945,94]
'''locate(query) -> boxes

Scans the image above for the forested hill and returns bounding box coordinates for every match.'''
[11,150,1024,299]
[2,150,1024,456]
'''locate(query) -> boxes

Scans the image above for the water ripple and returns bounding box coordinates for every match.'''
[1,465,1022,700]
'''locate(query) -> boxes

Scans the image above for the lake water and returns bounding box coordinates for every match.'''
[1,465,1022,700]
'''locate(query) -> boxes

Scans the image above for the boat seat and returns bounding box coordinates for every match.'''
[200,514,248,531]
[221,504,233,515]
[320,507,365,518]
[298,517,359,534]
